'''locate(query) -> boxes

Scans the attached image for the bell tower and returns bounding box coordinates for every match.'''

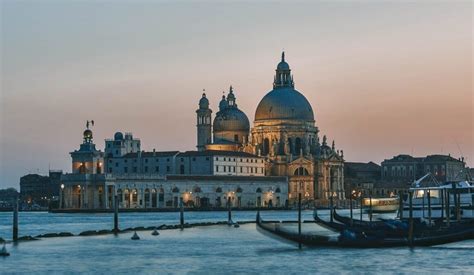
[196,92,212,151]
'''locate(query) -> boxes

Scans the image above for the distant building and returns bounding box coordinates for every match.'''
[344,162,381,197]
[60,128,287,210]
[0,188,19,209]
[20,170,63,207]
[381,154,468,184]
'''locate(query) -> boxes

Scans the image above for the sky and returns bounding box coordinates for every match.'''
[1,0,472,189]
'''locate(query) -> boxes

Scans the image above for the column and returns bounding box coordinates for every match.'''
[104,184,109,209]
[148,190,153,208]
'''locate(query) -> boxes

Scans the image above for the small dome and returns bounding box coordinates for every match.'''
[277,61,290,70]
[213,108,250,132]
[114,132,124,140]
[255,87,314,122]
[199,93,209,109]
[219,95,228,111]
[83,129,93,139]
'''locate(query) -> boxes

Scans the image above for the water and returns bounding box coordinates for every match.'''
[1,211,473,274]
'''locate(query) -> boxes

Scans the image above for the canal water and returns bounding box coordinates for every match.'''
[1,211,473,274]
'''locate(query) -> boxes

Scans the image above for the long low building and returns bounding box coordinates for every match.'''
[60,127,288,210]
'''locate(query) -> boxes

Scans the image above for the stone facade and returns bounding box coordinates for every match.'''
[381,154,468,183]
[196,52,345,204]
[61,127,287,210]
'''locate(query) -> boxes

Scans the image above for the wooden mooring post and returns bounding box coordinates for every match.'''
[13,198,19,242]
[113,194,119,234]
[180,198,184,230]
[408,191,414,246]
[398,191,404,219]
[440,188,444,220]
[369,191,373,223]
[298,193,302,249]
[445,188,450,227]
[427,189,432,225]
[227,197,232,224]
[349,193,353,227]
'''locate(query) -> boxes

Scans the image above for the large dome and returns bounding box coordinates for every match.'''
[214,108,250,132]
[255,52,315,122]
[255,87,314,122]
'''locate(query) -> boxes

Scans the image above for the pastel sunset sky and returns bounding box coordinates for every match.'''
[1,1,472,188]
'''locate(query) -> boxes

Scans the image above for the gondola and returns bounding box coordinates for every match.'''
[333,209,389,228]
[257,212,474,248]
[314,209,408,238]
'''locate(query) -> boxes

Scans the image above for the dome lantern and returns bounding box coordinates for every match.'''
[254,53,314,122]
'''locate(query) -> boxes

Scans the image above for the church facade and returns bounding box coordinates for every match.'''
[196,53,345,204]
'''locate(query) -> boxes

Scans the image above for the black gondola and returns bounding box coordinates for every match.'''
[257,212,474,248]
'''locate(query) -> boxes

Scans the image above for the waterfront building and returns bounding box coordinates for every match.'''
[60,53,344,209]
[20,170,63,207]
[343,162,381,197]
[61,128,287,209]
[381,154,468,183]
[197,52,345,204]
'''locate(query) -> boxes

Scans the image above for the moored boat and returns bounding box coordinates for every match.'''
[363,197,399,213]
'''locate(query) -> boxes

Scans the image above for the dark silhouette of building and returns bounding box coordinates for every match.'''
[20,170,62,207]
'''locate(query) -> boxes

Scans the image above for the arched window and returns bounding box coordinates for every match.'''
[275,187,281,193]
[236,187,243,193]
[216,187,222,193]
[294,167,309,176]
[193,186,202,193]
[263,138,270,155]
[256,188,262,193]
[172,187,180,193]
[180,165,185,174]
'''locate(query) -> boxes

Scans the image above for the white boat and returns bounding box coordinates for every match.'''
[403,180,474,219]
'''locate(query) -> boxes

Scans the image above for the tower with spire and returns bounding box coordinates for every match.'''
[196,92,213,151]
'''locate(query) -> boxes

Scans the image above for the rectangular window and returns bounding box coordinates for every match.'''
[205,157,209,161]
[216,166,219,172]
[155,166,159,172]
[240,167,243,173]
[115,162,118,167]
[192,157,196,161]
[144,166,148,172]
[124,167,128,173]
[145,158,148,163]
[133,167,137,173]
[108,168,112,173]
[166,166,170,172]
[224,166,226,172]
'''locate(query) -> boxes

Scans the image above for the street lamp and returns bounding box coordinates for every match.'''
[60,184,65,209]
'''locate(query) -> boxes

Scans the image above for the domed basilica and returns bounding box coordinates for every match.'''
[196,52,345,203]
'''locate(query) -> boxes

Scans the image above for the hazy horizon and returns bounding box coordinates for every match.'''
[1,1,472,188]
